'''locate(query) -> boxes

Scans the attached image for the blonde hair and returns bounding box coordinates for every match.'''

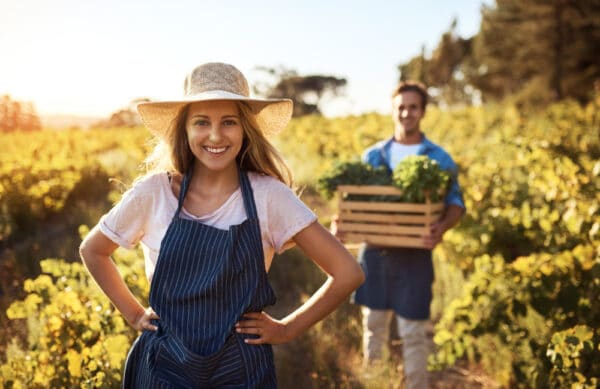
[143,101,293,187]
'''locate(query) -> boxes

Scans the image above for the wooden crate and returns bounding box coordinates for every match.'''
[337,185,444,249]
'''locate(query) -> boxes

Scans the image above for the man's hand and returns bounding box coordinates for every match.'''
[423,205,464,249]
[422,220,447,250]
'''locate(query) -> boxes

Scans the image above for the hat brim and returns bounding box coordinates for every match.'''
[137,90,293,137]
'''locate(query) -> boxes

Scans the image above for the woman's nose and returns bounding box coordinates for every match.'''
[208,125,222,142]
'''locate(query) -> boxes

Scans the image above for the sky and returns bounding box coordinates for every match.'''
[0,0,492,119]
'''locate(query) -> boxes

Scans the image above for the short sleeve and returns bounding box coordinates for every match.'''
[266,183,317,254]
[99,184,151,249]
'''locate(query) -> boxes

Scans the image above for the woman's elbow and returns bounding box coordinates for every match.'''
[79,237,93,266]
[352,264,366,288]
[339,261,364,291]
[79,228,113,267]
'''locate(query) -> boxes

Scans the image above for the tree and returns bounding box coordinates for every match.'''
[0,95,41,132]
[471,0,600,106]
[92,98,147,128]
[252,66,347,117]
[398,44,428,84]
[397,0,600,108]
[398,21,477,107]
[425,19,474,106]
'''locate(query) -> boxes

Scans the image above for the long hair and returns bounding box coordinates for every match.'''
[235,102,293,187]
[143,101,293,187]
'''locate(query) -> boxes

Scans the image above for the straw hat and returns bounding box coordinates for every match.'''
[137,62,293,137]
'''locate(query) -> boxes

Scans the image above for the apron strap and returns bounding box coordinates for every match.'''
[175,168,193,218]
[239,168,259,221]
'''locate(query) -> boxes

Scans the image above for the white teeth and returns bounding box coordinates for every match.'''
[205,146,227,153]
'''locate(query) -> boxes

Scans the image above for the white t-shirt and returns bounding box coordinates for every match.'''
[389,142,422,169]
[99,171,317,282]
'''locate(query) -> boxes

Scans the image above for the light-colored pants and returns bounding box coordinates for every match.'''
[362,307,430,389]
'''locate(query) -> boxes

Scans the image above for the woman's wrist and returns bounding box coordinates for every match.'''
[280,315,302,342]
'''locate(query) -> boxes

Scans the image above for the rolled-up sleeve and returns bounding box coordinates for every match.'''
[444,167,465,209]
[99,186,148,249]
[266,182,317,254]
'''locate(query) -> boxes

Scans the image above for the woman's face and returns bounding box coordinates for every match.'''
[185,100,244,173]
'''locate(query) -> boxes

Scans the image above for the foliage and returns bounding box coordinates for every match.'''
[473,0,600,105]
[0,127,150,243]
[399,19,475,106]
[432,245,600,388]
[274,112,389,186]
[316,155,450,203]
[392,155,450,203]
[94,109,141,128]
[316,160,390,200]
[423,97,600,387]
[92,99,149,128]
[282,97,599,386]
[1,95,599,387]
[252,66,347,117]
[0,234,148,388]
[0,95,41,132]
[546,325,599,389]
[398,0,600,107]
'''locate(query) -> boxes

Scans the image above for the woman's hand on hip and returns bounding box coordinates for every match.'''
[130,307,160,332]
[235,312,291,345]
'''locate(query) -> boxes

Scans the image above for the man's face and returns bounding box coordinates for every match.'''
[392,91,425,136]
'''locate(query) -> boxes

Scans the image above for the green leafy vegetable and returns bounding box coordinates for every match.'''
[392,155,450,203]
[317,156,450,203]
[316,160,390,199]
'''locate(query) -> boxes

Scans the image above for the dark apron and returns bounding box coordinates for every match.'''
[122,168,277,388]
[353,245,433,320]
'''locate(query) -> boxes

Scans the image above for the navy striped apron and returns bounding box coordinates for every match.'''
[122,168,277,388]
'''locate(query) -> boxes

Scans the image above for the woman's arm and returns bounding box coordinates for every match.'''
[235,221,364,344]
[79,226,159,331]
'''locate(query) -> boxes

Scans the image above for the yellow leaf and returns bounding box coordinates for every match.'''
[6,301,26,319]
[47,316,63,332]
[105,334,131,368]
[67,349,82,377]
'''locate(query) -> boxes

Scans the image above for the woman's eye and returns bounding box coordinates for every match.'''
[194,120,209,126]
[223,119,237,126]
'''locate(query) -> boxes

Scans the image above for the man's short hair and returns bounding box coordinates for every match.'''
[392,81,428,110]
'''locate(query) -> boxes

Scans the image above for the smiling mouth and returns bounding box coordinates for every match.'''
[204,146,228,154]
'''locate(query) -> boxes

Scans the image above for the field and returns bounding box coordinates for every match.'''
[0,97,598,388]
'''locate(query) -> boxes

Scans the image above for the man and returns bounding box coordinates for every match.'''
[344,81,465,388]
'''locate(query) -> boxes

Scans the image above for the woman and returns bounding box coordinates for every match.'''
[79,62,364,388]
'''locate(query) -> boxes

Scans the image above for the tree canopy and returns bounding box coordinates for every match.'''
[398,0,600,108]
[253,66,347,117]
[0,95,41,132]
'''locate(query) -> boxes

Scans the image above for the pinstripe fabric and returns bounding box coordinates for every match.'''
[122,168,277,388]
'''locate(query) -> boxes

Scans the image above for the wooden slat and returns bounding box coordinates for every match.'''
[429,203,445,212]
[337,185,403,195]
[338,222,428,235]
[344,243,363,251]
[340,201,431,212]
[345,233,426,249]
[336,185,445,249]
[340,211,439,224]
